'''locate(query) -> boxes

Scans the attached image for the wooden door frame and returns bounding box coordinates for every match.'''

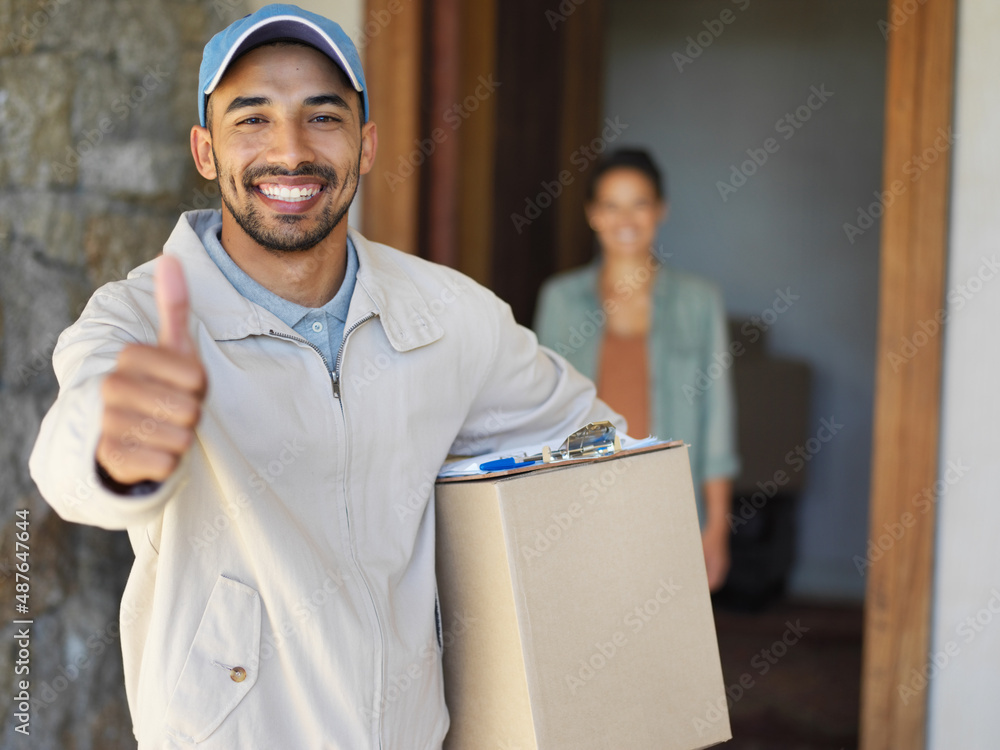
[860,0,958,747]
[362,0,960,746]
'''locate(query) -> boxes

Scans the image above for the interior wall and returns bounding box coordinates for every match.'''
[928,0,1000,744]
[604,0,886,600]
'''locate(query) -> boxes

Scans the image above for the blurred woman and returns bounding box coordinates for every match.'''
[533,149,739,591]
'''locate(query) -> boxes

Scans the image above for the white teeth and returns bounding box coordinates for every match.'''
[259,184,320,202]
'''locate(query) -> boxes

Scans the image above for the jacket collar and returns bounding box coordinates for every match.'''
[349,229,443,352]
[141,210,442,352]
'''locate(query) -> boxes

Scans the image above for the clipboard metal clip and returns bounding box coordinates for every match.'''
[544,420,622,463]
[479,421,621,471]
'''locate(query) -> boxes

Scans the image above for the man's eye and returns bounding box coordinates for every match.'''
[313,114,342,123]
[238,116,265,125]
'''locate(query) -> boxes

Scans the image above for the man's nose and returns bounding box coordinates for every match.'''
[266,121,315,170]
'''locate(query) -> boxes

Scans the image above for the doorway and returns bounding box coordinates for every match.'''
[360,0,957,746]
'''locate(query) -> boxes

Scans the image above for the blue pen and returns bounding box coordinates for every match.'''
[479,457,540,472]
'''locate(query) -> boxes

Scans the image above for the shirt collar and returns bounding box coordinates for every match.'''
[199,214,358,330]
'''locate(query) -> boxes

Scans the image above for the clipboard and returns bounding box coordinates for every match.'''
[437,421,683,483]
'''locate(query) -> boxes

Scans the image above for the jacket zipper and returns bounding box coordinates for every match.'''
[326,311,388,749]
[267,329,332,374]
[331,312,378,398]
[267,319,386,747]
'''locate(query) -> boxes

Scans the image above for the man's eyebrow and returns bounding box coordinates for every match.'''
[304,94,352,110]
[222,93,353,118]
[225,96,271,116]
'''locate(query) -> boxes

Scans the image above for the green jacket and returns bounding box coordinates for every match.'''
[534,260,740,518]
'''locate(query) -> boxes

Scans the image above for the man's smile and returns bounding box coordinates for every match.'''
[256,183,323,202]
[247,173,333,214]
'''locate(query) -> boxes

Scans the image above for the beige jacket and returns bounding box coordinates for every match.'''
[30,210,621,749]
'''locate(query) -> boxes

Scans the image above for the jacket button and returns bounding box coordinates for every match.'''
[230,666,247,683]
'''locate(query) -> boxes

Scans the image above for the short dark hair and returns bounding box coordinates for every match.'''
[586,148,667,202]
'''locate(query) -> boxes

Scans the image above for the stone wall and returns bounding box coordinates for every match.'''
[0,1,248,746]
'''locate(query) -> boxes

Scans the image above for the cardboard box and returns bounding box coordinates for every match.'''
[435,443,731,750]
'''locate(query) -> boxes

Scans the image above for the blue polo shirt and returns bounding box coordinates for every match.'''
[200,217,358,373]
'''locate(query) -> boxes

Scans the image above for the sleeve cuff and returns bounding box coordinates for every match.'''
[95,461,163,497]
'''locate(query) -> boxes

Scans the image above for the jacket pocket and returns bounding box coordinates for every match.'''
[165,575,261,744]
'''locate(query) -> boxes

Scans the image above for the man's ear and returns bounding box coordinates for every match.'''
[190,125,217,180]
[659,199,670,224]
[359,121,378,176]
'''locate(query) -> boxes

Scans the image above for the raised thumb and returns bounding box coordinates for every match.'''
[155,255,194,355]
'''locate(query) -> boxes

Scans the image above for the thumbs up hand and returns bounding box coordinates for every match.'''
[96,256,208,487]
[156,255,196,356]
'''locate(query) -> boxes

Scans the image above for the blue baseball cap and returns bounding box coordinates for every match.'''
[198,3,368,127]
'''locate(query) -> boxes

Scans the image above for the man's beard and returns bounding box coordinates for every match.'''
[214,153,360,253]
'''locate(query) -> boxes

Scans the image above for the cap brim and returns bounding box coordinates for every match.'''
[203,15,364,98]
